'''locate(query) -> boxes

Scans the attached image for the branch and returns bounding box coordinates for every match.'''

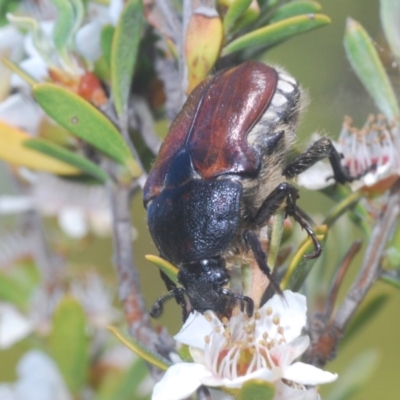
[131,95,162,156]
[305,181,400,367]
[108,182,175,362]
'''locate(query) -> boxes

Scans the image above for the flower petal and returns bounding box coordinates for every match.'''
[15,350,71,400]
[213,367,280,389]
[174,311,221,350]
[269,336,310,368]
[296,161,334,190]
[58,207,88,238]
[257,290,307,343]
[283,362,338,385]
[0,93,44,134]
[152,363,212,400]
[0,306,34,348]
[75,21,102,62]
[274,380,320,400]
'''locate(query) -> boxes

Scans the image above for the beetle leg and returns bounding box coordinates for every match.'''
[244,231,283,295]
[250,182,322,258]
[157,270,190,319]
[218,287,254,317]
[150,287,186,318]
[283,137,375,183]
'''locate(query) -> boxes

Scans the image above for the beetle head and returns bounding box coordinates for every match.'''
[178,257,234,315]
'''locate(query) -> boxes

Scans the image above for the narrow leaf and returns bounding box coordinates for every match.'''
[269,1,322,23]
[50,296,89,394]
[145,254,179,284]
[108,325,171,371]
[0,120,80,175]
[1,58,37,86]
[223,0,252,33]
[52,0,75,53]
[185,10,223,93]
[325,350,379,400]
[101,24,115,68]
[381,269,400,289]
[340,293,390,348]
[344,18,399,120]
[0,268,37,308]
[222,14,330,55]
[380,0,400,61]
[33,83,141,176]
[97,358,149,400]
[267,209,285,268]
[323,191,363,227]
[24,138,108,182]
[238,380,275,400]
[282,226,327,291]
[7,14,52,65]
[111,0,143,117]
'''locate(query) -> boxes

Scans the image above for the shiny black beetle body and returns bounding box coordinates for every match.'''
[144,61,359,318]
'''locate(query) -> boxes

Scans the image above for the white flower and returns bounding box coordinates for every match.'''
[152,291,337,400]
[0,174,112,239]
[0,304,33,349]
[70,272,119,328]
[297,116,400,192]
[0,349,71,400]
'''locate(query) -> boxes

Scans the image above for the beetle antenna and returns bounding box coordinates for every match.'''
[150,287,186,318]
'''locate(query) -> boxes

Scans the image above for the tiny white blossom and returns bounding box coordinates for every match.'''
[0,350,71,400]
[71,272,119,328]
[297,116,400,192]
[152,291,337,400]
[0,304,33,349]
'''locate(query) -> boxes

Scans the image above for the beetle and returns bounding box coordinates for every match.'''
[143,61,366,319]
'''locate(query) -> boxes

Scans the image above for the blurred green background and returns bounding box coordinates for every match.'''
[1,0,399,398]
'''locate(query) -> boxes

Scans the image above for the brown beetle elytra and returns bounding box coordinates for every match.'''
[143,61,363,319]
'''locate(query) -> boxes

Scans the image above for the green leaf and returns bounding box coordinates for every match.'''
[101,24,115,68]
[383,218,400,269]
[0,0,19,26]
[269,1,322,23]
[24,138,109,182]
[7,14,52,65]
[1,58,37,86]
[238,379,275,400]
[340,293,390,348]
[381,269,400,289]
[108,326,171,371]
[344,18,400,120]
[51,0,83,55]
[111,0,143,117]
[50,296,89,395]
[281,226,327,291]
[0,263,39,309]
[322,191,363,227]
[321,185,371,236]
[267,209,285,268]
[97,358,149,400]
[325,349,379,400]
[222,13,330,55]
[177,344,193,363]
[0,120,80,175]
[33,83,141,176]
[380,0,400,61]
[223,0,252,34]
[145,254,179,284]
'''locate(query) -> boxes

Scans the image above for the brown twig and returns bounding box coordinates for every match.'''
[131,95,162,156]
[324,239,363,320]
[108,181,175,366]
[305,181,400,367]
